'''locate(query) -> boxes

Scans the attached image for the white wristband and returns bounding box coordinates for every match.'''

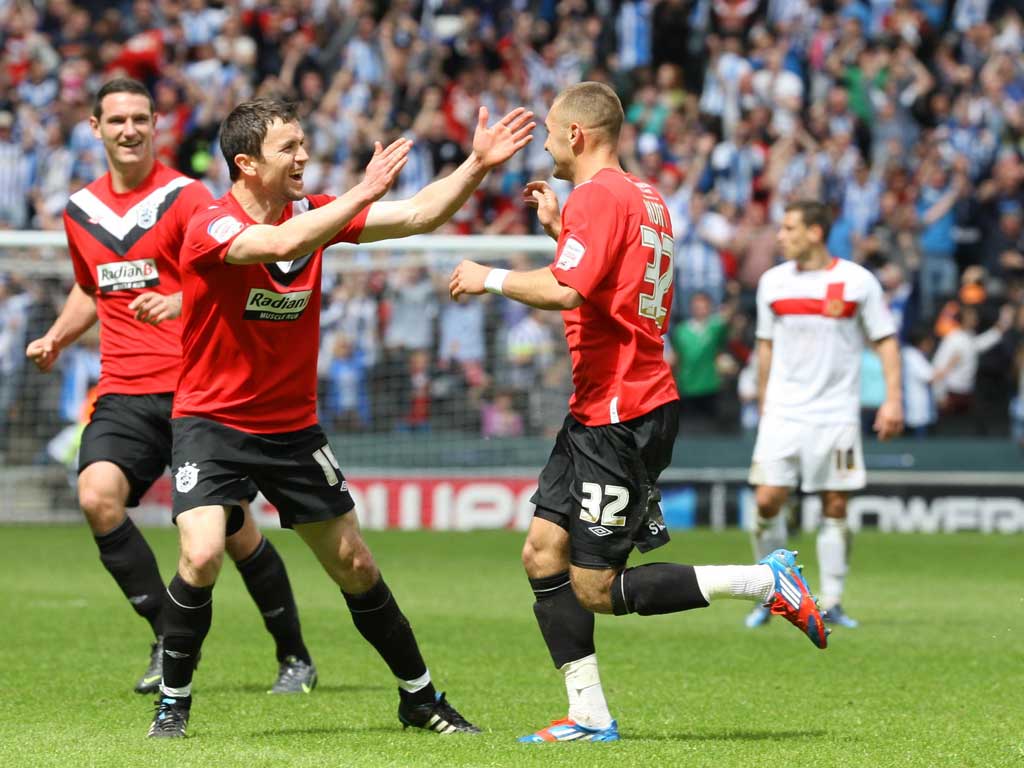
[484,268,509,295]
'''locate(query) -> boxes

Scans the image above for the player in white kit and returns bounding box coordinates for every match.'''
[746,200,903,629]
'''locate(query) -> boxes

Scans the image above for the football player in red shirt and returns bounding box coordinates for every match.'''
[449,82,829,743]
[149,97,534,738]
[26,79,317,697]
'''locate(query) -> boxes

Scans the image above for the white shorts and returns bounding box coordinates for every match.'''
[748,413,865,493]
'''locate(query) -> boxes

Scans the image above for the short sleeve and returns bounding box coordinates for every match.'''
[859,272,897,341]
[549,183,623,299]
[755,275,775,341]
[63,212,95,291]
[182,209,252,271]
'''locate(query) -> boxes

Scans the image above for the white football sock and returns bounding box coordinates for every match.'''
[397,669,432,694]
[159,682,191,699]
[817,518,849,610]
[752,509,787,560]
[693,564,774,604]
[561,654,613,730]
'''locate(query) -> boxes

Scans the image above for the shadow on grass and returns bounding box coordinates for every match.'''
[245,725,401,737]
[628,728,833,743]
[216,683,390,695]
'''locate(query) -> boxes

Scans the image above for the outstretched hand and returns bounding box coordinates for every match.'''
[522,180,561,239]
[472,106,535,170]
[360,137,412,201]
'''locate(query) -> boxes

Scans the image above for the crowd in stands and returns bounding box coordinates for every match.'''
[1,0,1023,462]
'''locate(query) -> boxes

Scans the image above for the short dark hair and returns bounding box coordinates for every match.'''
[785,200,832,240]
[220,98,299,181]
[92,78,155,119]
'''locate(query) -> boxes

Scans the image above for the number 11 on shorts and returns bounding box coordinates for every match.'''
[312,444,342,486]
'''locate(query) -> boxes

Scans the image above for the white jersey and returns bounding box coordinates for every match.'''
[756,257,896,424]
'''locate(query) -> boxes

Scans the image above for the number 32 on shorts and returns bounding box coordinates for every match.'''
[579,483,629,527]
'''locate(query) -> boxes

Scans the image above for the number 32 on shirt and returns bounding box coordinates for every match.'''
[638,216,674,329]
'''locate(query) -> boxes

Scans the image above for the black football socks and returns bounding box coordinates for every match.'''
[235,536,311,665]
[610,563,710,616]
[343,577,435,705]
[160,574,212,699]
[94,517,166,637]
[529,571,596,667]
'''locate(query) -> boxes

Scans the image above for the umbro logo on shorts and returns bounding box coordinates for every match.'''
[588,526,614,537]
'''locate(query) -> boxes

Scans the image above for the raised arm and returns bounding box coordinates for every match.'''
[25,283,98,372]
[357,106,535,243]
[225,138,412,265]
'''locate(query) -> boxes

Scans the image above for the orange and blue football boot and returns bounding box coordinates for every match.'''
[760,549,829,649]
[518,718,620,743]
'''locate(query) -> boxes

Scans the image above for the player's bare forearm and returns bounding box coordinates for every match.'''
[503,267,582,310]
[361,107,534,242]
[362,154,488,241]
[227,138,412,264]
[45,284,97,348]
[228,186,386,264]
[26,284,97,371]
[449,262,582,311]
[874,334,904,440]
[875,335,902,403]
[756,338,773,414]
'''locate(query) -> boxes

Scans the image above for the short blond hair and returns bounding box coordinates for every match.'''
[552,82,624,145]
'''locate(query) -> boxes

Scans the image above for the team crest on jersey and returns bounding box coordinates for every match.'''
[208,216,245,243]
[65,176,193,258]
[556,236,586,270]
[96,258,160,292]
[824,298,846,317]
[175,462,199,493]
[136,202,158,229]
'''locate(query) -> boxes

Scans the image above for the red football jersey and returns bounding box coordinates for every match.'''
[64,162,211,396]
[550,169,679,426]
[173,193,368,433]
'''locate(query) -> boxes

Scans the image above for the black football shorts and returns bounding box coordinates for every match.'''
[170,416,355,528]
[79,393,176,508]
[531,400,679,570]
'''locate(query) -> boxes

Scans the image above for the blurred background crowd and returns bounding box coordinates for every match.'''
[1,0,1024,463]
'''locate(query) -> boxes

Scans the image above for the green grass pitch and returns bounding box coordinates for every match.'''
[1,525,1020,767]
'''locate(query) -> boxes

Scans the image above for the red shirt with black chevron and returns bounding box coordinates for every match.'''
[173,192,368,434]
[64,161,212,396]
[550,168,680,426]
